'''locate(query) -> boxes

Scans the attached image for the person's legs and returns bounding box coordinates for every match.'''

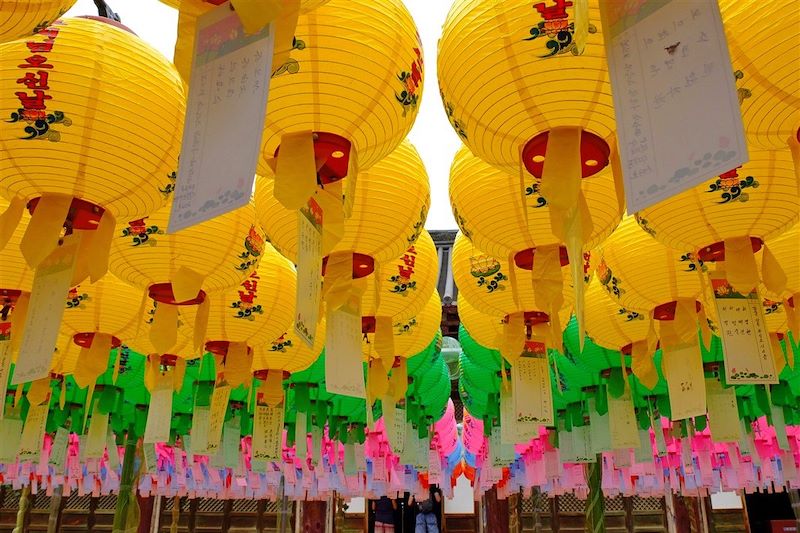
[424,513,439,533]
[415,513,426,533]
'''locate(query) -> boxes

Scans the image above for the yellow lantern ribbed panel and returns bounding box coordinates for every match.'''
[438,0,613,174]
[637,148,800,253]
[181,243,296,346]
[361,230,437,322]
[252,320,326,374]
[449,144,621,258]
[457,297,504,349]
[362,291,442,361]
[451,232,574,317]
[59,274,144,341]
[597,217,704,314]
[458,294,570,352]
[256,140,429,263]
[258,0,423,173]
[584,277,650,351]
[109,201,261,296]
[0,200,33,293]
[720,0,800,150]
[0,1,75,44]
[761,225,799,301]
[763,302,788,335]
[0,17,184,219]
[160,0,328,12]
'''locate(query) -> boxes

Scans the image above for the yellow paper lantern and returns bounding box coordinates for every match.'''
[452,231,574,363]
[161,0,330,83]
[108,201,263,356]
[457,296,504,350]
[451,232,574,320]
[57,274,144,387]
[450,144,622,260]
[439,1,621,343]
[256,139,429,265]
[0,17,184,281]
[362,291,442,364]
[458,292,570,356]
[0,1,75,44]
[178,243,296,386]
[584,277,651,353]
[597,217,715,350]
[257,0,423,212]
[361,230,437,322]
[251,319,326,375]
[720,0,800,150]
[439,0,614,174]
[0,199,32,340]
[636,147,800,297]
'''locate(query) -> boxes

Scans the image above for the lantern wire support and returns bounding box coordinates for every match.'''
[93,0,122,22]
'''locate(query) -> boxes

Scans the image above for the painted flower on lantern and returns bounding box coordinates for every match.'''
[394,317,418,335]
[235,226,265,272]
[231,272,263,320]
[121,218,163,246]
[389,246,418,295]
[270,334,293,352]
[734,70,752,104]
[705,167,759,204]
[618,307,644,322]
[678,252,706,273]
[159,170,177,198]
[525,181,547,208]
[763,299,783,315]
[470,255,507,293]
[596,260,625,298]
[523,0,596,58]
[272,37,305,77]
[65,287,89,309]
[407,206,428,245]
[395,47,423,116]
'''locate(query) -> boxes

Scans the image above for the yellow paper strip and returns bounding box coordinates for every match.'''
[274,131,317,210]
[20,194,71,270]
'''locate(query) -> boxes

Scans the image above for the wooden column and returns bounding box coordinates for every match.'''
[550,496,560,533]
[301,500,327,533]
[136,495,155,533]
[47,485,65,533]
[88,496,99,532]
[221,499,233,533]
[508,490,521,533]
[188,498,198,533]
[256,499,266,533]
[12,486,32,533]
[483,487,509,533]
[623,496,634,533]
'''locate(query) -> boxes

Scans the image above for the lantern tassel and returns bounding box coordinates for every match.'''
[501,313,525,366]
[224,342,250,389]
[761,244,788,296]
[150,302,178,354]
[262,370,284,408]
[770,332,786,375]
[631,340,658,390]
[9,293,30,356]
[173,266,204,303]
[20,194,72,270]
[74,333,112,389]
[367,358,389,400]
[374,316,395,365]
[785,294,799,342]
[27,377,51,407]
[85,210,116,283]
[390,358,408,402]
[343,147,359,219]
[572,0,590,55]
[274,130,318,210]
[193,297,211,355]
[270,0,301,76]
[318,185,345,252]
[0,196,24,252]
[531,244,564,348]
[723,237,760,295]
[229,0,282,35]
